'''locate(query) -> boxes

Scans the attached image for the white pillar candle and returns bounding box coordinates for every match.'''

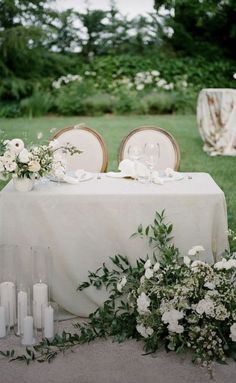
[33,282,48,329]
[43,305,54,339]
[17,291,28,335]
[21,316,35,346]
[0,282,16,327]
[0,306,6,338]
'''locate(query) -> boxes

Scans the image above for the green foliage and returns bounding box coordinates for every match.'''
[20,92,52,117]
[82,93,117,116]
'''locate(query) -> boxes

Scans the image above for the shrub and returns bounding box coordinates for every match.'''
[142,91,176,114]
[0,102,21,118]
[20,92,52,117]
[82,93,117,115]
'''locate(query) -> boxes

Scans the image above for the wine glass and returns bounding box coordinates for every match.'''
[127,145,142,180]
[143,143,160,183]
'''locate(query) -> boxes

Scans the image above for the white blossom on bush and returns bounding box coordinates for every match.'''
[117,276,127,292]
[137,292,151,314]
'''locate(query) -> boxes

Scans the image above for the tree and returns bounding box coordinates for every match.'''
[153,0,236,58]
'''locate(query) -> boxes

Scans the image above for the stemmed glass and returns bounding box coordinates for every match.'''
[143,143,160,183]
[127,145,142,180]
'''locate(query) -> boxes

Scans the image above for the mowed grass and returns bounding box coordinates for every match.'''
[0,115,235,231]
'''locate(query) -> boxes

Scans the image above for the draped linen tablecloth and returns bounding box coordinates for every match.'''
[197,88,236,156]
[0,173,228,316]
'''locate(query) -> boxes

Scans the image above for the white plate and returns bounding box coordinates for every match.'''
[49,172,94,183]
[106,172,130,178]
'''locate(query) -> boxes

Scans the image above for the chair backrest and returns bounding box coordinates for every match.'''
[119,126,180,170]
[52,124,108,172]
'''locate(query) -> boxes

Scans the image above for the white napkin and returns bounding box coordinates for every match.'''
[118,159,136,178]
[74,169,87,181]
[62,175,79,184]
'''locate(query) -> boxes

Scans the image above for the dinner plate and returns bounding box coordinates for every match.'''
[106,172,131,178]
[49,171,94,183]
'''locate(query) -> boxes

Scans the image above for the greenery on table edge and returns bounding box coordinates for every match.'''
[1,211,236,372]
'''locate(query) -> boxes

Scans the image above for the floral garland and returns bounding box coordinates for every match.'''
[1,212,236,371]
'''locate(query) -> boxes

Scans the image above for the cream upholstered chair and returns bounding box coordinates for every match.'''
[52,124,108,172]
[119,126,180,170]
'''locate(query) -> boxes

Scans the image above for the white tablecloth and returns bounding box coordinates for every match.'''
[197,88,236,156]
[0,174,228,316]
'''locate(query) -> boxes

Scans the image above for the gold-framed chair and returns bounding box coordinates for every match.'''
[52,124,108,172]
[118,126,180,170]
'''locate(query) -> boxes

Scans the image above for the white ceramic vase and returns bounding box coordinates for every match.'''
[13,177,35,192]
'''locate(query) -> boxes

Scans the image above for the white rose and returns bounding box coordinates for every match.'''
[28,160,41,172]
[4,161,17,172]
[144,259,152,269]
[116,276,127,292]
[230,323,236,342]
[162,309,184,324]
[7,138,24,154]
[225,259,236,270]
[136,324,154,338]
[167,322,184,334]
[214,258,227,270]
[153,262,160,272]
[145,268,153,280]
[188,245,205,256]
[18,148,30,163]
[195,298,215,316]
[137,292,150,314]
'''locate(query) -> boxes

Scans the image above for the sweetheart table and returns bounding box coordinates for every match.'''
[0,173,228,316]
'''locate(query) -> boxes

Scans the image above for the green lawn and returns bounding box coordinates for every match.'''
[0,115,235,231]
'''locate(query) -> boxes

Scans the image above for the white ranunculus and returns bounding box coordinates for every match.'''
[3,150,16,162]
[183,256,191,267]
[117,276,127,292]
[188,245,205,256]
[191,260,207,272]
[162,309,184,324]
[136,324,154,338]
[28,160,41,172]
[167,322,184,334]
[137,292,150,314]
[7,138,24,154]
[153,262,160,272]
[18,148,30,163]
[145,268,153,280]
[230,323,236,342]
[144,259,152,269]
[4,161,17,172]
[195,298,215,316]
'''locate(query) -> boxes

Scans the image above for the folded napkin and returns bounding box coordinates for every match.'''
[62,175,79,184]
[118,159,136,178]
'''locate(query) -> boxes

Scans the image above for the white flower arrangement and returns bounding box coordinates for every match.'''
[0,138,81,180]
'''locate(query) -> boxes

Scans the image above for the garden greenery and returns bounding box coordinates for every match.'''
[1,211,236,372]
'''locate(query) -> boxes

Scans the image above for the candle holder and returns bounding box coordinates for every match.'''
[0,245,17,329]
[31,246,51,331]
